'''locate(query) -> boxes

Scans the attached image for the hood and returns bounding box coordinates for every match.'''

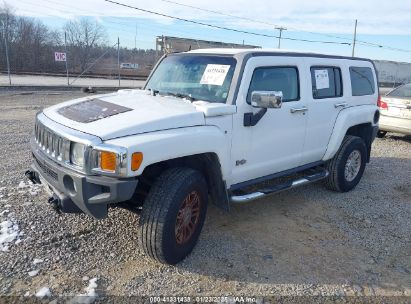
[43,89,236,140]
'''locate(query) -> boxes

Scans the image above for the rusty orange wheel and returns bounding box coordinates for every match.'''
[175,190,201,245]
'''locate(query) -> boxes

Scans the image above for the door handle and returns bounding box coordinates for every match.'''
[334,102,348,108]
[290,107,308,114]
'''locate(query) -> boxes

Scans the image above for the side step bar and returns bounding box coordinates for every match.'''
[230,170,329,203]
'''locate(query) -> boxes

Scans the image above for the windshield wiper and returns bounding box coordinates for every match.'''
[148,88,159,96]
[160,91,196,102]
[147,89,196,102]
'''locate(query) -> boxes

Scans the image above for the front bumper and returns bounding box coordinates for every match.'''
[29,138,138,219]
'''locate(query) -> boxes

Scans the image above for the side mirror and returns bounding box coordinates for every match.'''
[251,91,283,109]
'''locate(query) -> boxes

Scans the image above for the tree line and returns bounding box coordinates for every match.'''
[0,4,157,77]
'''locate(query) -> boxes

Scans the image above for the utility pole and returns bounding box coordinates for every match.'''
[275,26,287,49]
[352,19,357,57]
[134,24,137,50]
[64,31,69,86]
[117,37,120,87]
[1,21,11,86]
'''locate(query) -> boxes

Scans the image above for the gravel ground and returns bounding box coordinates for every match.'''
[0,91,410,302]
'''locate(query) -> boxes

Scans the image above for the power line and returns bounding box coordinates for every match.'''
[159,0,411,53]
[102,0,352,46]
[23,0,236,46]
[17,0,193,46]
[160,0,353,43]
[19,0,411,54]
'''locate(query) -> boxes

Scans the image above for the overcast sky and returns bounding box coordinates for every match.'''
[6,0,411,62]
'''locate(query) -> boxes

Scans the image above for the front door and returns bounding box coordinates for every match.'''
[230,56,308,186]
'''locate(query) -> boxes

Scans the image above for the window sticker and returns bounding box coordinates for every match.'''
[315,69,330,90]
[200,64,231,86]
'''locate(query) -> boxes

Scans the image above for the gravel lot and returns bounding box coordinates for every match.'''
[0,91,410,302]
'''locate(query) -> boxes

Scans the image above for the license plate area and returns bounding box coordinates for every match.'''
[400,108,411,119]
[39,175,54,197]
[387,106,402,117]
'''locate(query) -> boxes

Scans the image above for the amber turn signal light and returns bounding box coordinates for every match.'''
[131,152,143,171]
[100,151,117,172]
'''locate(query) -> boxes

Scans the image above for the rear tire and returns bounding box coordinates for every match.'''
[324,135,367,192]
[377,130,387,138]
[139,167,208,264]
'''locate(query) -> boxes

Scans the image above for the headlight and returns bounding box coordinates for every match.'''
[70,142,85,167]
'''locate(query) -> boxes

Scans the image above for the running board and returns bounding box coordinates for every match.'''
[230,170,329,203]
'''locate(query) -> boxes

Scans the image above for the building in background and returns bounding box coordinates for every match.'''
[374,60,411,87]
[155,36,260,55]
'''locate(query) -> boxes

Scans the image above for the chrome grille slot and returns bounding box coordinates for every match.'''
[34,118,68,162]
[33,113,102,175]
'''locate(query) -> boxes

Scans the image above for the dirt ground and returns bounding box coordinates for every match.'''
[0,90,410,302]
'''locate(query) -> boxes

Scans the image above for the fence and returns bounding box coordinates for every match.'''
[0,34,157,88]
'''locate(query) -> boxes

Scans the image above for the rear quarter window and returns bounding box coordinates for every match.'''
[350,66,375,96]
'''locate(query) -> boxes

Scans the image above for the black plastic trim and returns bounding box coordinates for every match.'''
[243,108,267,127]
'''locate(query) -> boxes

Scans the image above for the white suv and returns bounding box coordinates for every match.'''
[27,49,380,264]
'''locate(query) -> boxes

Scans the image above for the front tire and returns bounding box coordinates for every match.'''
[139,167,208,264]
[324,135,367,192]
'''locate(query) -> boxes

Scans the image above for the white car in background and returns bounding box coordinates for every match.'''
[378,83,411,137]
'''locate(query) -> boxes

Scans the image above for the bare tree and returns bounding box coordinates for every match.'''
[0,3,15,71]
[64,18,107,72]
[1,3,155,77]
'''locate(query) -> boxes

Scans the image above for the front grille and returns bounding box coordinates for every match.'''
[34,118,69,162]
[34,154,58,181]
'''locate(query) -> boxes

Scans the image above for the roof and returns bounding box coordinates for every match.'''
[187,48,326,56]
[186,48,373,62]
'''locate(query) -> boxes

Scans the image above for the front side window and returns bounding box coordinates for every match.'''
[145,55,237,103]
[311,67,343,99]
[247,67,299,103]
[387,83,411,98]
[350,66,375,96]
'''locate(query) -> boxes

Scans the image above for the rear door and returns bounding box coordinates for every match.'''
[303,60,377,163]
[302,60,346,163]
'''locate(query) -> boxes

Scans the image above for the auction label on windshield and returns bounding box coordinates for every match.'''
[200,64,231,86]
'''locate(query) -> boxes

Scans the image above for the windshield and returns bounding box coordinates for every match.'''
[387,83,411,98]
[145,55,237,103]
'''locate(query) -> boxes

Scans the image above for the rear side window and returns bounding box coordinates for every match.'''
[350,67,375,96]
[247,67,299,103]
[311,67,343,99]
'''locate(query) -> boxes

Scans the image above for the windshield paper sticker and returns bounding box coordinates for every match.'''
[315,69,330,90]
[200,64,230,86]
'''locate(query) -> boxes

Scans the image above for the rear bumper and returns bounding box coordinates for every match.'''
[29,138,138,219]
[379,114,411,135]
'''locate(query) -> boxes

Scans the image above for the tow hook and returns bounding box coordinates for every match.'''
[25,170,39,184]
[47,196,62,215]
